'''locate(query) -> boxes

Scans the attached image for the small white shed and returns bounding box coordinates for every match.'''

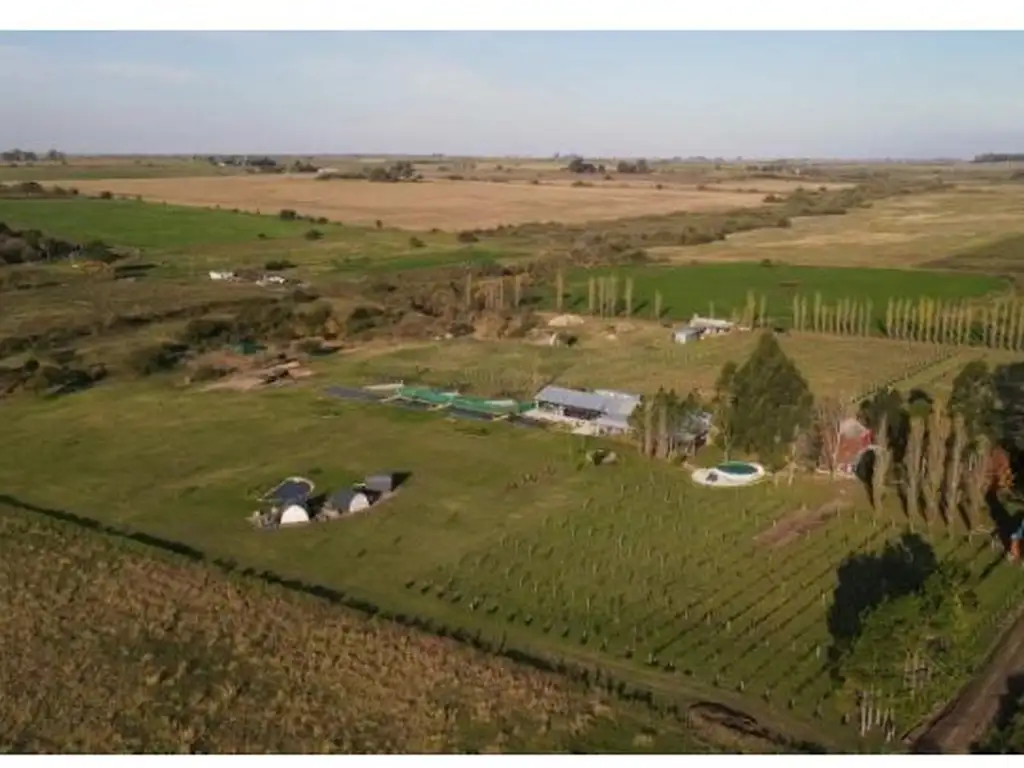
[673,326,702,344]
[279,504,310,525]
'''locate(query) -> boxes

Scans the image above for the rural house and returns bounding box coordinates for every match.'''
[527,385,640,436]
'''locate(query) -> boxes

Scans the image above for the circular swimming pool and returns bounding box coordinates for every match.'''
[691,461,766,487]
[716,461,760,476]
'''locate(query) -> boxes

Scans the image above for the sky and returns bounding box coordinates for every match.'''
[0,31,1022,159]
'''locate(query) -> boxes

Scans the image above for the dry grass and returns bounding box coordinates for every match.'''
[328,319,953,401]
[0,507,706,754]
[64,176,772,231]
[651,185,1024,268]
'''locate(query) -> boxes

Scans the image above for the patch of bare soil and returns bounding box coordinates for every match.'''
[754,497,852,549]
[910,607,1024,753]
[687,702,791,753]
[203,361,313,392]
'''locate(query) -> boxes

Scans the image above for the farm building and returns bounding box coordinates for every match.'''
[835,418,874,476]
[209,270,236,281]
[672,326,703,345]
[323,488,378,516]
[688,314,737,336]
[526,385,641,436]
[279,503,311,525]
[390,385,530,419]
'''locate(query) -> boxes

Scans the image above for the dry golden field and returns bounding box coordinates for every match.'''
[652,185,1024,268]
[0,506,708,753]
[65,176,774,231]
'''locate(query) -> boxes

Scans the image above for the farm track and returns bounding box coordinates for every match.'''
[911,594,1024,753]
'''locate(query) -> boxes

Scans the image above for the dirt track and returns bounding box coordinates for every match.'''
[912,600,1024,753]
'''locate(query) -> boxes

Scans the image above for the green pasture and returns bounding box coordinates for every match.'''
[558,263,1007,326]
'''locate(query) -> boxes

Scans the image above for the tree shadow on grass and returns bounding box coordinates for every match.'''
[970,673,1024,753]
[826,532,937,679]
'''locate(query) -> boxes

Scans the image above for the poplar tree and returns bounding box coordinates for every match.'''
[813,292,823,333]
[885,298,895,338]
[465,273,474,310]
[758,294,768,329]
[588,276,596,315]
[654,290,663,320]
[555,269,565,312]
[624,277,634,317]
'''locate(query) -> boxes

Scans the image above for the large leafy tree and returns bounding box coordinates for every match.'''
[833,561,977,727]
[949,360,998,441]
[629,387,704,459]
[719,332,814,469]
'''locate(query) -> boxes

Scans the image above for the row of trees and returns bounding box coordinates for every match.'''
[464,273,527,312]
[627,389,704,459]
[701,334,1019,532]
[2,148,65,163]
[552,276,1023,352]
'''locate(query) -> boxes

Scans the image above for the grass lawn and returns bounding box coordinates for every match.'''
[2,373,1022,749]
[556,262,1007,327]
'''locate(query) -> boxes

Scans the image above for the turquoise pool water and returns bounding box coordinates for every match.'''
[716,461,759,476]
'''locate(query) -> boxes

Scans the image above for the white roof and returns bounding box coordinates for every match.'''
[536,386,640,419]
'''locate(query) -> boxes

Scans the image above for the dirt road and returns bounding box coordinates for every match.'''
[912,605,1024,753]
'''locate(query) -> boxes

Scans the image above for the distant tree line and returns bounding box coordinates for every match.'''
[615,159,650,174]
[2,148,66,163]
[971,153,1024,163]
[316,161,422,183]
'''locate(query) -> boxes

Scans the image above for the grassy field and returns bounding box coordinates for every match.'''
[0,197,528,284]
[651,185,1024,268]
[63,176,776,231]
[5,168,1024,752]
[331,324,953,402]
[0,505,714,754]
[557,263,1006,328]
[1,369,1022,750]
[0,197,338,249]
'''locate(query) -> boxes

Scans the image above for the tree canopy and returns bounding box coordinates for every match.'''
[716,332,814,468]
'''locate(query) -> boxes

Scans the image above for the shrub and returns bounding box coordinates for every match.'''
[264,259,296,271]
[127,343,187,376]
[278,209,298,220]
[98,190,113,200]
[304,229,324,241]
[409,236,425,249]
[257,233,267,240]
[456,231,479,243]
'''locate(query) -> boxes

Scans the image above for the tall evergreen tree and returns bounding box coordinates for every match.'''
[717,332,814,469]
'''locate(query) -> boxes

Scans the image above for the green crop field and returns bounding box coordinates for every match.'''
[558,263,1007,327]
[0,198,338,250]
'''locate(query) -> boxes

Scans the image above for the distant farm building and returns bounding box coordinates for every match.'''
[688,314,737,336]
[209,270,236,281]
[672,326,703,345]
[525,385,641,436]
[835,418,874,476]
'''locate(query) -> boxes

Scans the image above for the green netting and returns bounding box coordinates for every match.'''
[395,386,530,416]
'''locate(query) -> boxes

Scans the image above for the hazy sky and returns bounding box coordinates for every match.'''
[1,31,1022,159]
